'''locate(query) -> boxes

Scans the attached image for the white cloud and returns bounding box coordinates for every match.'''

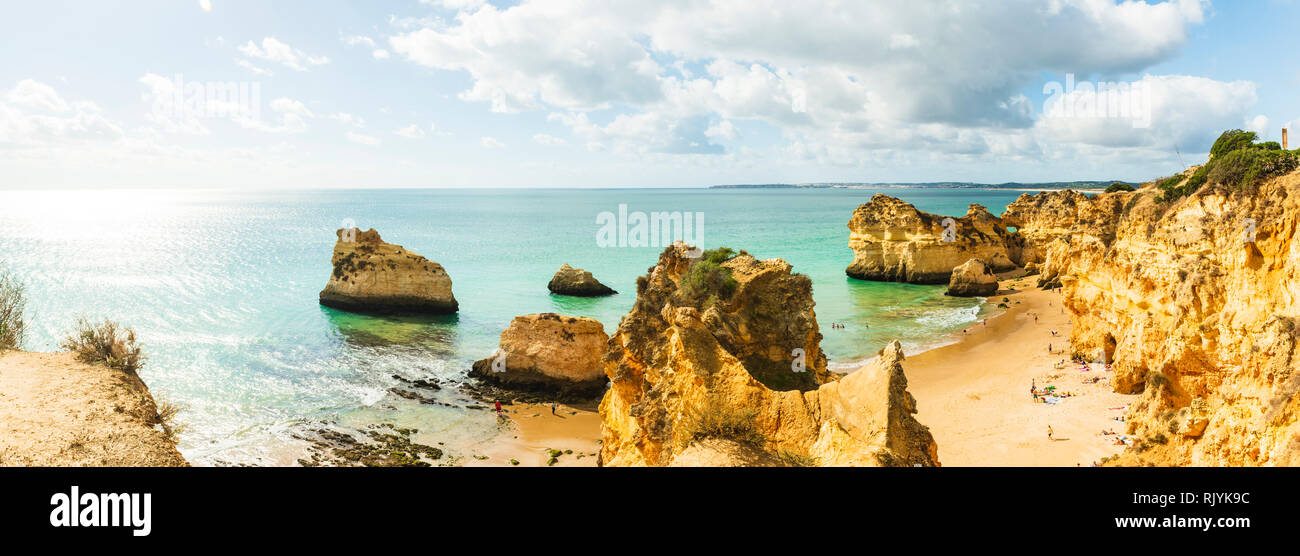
[420,0,486,11]
[238,37,330,71]
[532,133,568,147]
[7,79,71,112]
[1036,74,1258,151]
[394,124,425,138]
[1246,114,1270,136]
[347,131,381,146]
[341,34,376,49]
[342,34,391,60]
[480,136,505,148]
[328,112,365,127]
[198,0,212,13]
[388,0,1227,166]
[235,58,273,76]
[0,80,123,146]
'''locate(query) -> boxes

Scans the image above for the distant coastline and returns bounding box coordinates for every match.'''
[709,181,1132,190]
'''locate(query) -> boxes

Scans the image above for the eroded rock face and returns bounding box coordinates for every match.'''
[1001,189,1128,265]
[1038,171,1300,466]
[319,228,458,314]
[946,258,998,297]
[547,264,616,296]
[845,194,1019,283]
[470,313,609,399]
[598,244,939,467]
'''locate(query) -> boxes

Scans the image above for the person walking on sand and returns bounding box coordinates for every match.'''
[1047,425,1054,440]
[550,402,557,415]
[494,400,502,414]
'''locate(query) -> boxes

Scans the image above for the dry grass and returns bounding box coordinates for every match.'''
[155,398,186,442]
[60,317,145,373]
[0,265,27,350]
[679,399,765,447]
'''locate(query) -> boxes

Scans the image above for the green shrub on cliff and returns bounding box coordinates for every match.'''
[1104,182,1135,193]
[61,317,145,373]
[1210,129,1257,158]
[678,247,739,306]
[0,264,26,350]
[1157,129,1299,202]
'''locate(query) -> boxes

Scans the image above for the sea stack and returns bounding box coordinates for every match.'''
[547,264,616,296]
[469,313,609,399]
[319,228,458,315]
[845,194,1019,283]
[599,244,938,467]
[945,259,998,297]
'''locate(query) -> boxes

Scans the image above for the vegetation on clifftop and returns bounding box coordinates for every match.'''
[677,247,741,307]
[61,317,145,373]
[1157,129,1300,202]
[0,264,27,350]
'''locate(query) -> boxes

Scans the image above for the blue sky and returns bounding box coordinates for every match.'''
[1,0,1297,188]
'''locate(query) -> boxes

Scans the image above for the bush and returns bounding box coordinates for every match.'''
[1210,129,1257,158]
[1257,141,1282,151]
[0,265,27,350]
[1104,182,1135,193]
[678,247,739,305]
[61,317,145,373]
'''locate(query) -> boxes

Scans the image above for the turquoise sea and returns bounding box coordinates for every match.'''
[0,187,1029,465]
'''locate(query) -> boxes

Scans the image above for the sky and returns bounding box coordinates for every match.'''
[1,0,1298,189]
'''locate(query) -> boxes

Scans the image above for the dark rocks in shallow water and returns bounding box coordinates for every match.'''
[547,264,616,297]
[295,425,444,467]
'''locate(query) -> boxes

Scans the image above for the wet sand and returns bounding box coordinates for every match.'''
[464,400,602,467]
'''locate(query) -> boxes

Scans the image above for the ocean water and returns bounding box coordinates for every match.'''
[0,187,1028,465]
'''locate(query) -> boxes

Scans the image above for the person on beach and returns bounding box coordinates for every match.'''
[494,400,502,413]
[1047,425,1054,440]
[550,402,557,415]
[1048,343,1052,354]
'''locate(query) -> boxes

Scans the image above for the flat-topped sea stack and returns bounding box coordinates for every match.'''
[845,194,1019,283]
[319,228,458,315]
[547,263,616,296]
[945,258,998,297]
[469,313,609,399]
[598,244,938,467]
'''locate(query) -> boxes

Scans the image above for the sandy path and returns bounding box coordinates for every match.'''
[0,351,187,466]
[905,276,1133,466]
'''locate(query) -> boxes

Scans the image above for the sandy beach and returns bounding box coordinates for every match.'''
[906,274,1134,466]
[472,273,1132,468]
[465,400,602,467]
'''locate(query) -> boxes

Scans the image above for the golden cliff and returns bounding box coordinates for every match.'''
[319,228,458,314]
[598,244,939,467]
[845,194,1021,283]
[1033,171,1300,466]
